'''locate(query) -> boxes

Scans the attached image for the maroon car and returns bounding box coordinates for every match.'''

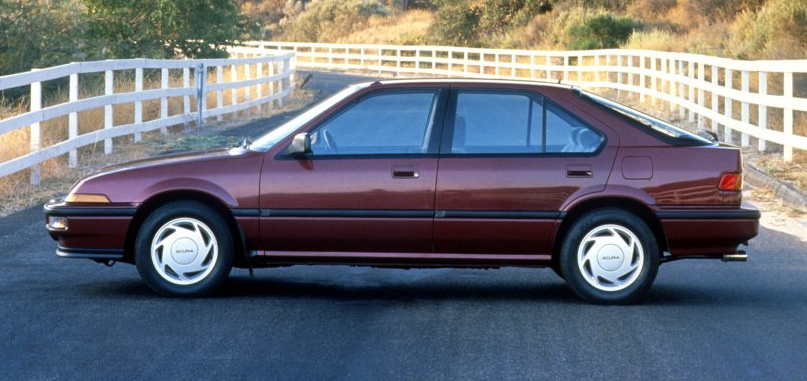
[44,79,759,303]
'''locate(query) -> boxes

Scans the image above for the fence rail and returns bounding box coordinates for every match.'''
[250,41,807,162]
[0,47,295,184]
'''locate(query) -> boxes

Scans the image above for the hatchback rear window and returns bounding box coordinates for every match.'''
[578,89,712,145]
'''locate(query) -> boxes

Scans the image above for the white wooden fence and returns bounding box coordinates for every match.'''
[0,47,294,185]
[251,41,807,162]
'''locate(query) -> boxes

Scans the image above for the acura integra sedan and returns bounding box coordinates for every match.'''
[45,79,760,304]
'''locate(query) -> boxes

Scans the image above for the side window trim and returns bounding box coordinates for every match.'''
[297,87,449,159]
[440,88,606,157]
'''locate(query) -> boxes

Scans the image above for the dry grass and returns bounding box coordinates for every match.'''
[338,9,435,45]
[750,150,807,193]
[0,69,310,217]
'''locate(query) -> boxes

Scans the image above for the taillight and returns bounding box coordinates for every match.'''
[718,172,743,191]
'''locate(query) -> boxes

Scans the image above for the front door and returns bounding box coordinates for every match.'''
[259,87,447,253]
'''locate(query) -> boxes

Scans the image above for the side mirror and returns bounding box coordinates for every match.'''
[286,132,312,156]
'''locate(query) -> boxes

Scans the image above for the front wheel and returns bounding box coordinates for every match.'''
[559,208,660,304]
[135,201,234,297]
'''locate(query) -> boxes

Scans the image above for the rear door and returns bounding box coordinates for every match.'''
[434,87,617,255]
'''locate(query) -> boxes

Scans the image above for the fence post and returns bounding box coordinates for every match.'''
[231,61,238,111]
[758,71,767,152]
[616,55,622,99]
[668,59,676,112]
[711,65,719,133]
[268,60,275,110]
[257,59,264,112]
[725,69,733,142]
[546,55,552,81]
[638,55,646,103]
[678,61,685,119]
[649,56,656,105]
[216,66,223,121]
[134,67,143,143]
[68,73,78,167]
[576,55,582,84]
[183,67,190,131]
[29,71,41,185]
[627,56,633,100]
[697,62,705,129]
[160,68,168,134]
[687,61,695,122]
[563,55,569,82]
[784,71,793,161]
[104,69,114,154]
[278,58,287,108]
[659,57,666,108]
[244,59,251,117]
[741,70,750,146]
[195,63,205,127]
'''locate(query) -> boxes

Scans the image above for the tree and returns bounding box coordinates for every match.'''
[84,0,249,59]
[0,0,86,77]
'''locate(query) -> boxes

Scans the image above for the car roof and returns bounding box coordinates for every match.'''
[354,77,578,91]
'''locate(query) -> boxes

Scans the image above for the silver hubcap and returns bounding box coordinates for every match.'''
[151,218,218,286]
[577,224,644,292]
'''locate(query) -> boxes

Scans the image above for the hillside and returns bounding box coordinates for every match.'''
[249,0,807,60]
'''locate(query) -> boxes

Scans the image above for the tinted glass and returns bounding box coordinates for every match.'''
[310,91,438,155]
[453,92,542,154]
[545,103,603,153]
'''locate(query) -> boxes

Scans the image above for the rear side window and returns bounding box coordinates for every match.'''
[545,103,602,153]
[451,90,602,154]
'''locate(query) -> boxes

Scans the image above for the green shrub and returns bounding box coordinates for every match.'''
[567,14,639,50]
[431,0,483,46]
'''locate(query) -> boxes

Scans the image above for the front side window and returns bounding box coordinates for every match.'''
[450,90,603,155]
[309,90,440,155]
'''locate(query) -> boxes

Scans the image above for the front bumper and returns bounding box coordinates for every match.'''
[656,205,760,257]
[44,198,137,262]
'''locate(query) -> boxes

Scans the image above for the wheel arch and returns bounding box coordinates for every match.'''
[123,190,247,267]
[552,196,668,268]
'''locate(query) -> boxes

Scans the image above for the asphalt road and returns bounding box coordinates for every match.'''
[2,71,807,381]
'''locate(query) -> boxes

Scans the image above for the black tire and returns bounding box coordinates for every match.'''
[559,208,659,304]
[135,201,234,297]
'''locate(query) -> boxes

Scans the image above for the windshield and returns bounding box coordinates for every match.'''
[249,83,371,151]
[579,90,712,145]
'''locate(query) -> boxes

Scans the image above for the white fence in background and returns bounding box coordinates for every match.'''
[0,47,294,184]
[251,41,807,162]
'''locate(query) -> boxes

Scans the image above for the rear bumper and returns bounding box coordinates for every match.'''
[44,198,136,262]
[657,205,760,257]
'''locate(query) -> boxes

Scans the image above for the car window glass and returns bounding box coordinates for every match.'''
[545,103,603,153]
[453,92,541,154]
[310,91,438,155]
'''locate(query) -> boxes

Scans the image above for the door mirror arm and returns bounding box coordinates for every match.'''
[285,132,312,157]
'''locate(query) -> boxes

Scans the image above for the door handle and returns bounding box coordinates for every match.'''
[392,166,419,178]
[566,165,593,178]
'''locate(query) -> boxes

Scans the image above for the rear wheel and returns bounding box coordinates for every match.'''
[560,208,659,304]
[135,201,234,296]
